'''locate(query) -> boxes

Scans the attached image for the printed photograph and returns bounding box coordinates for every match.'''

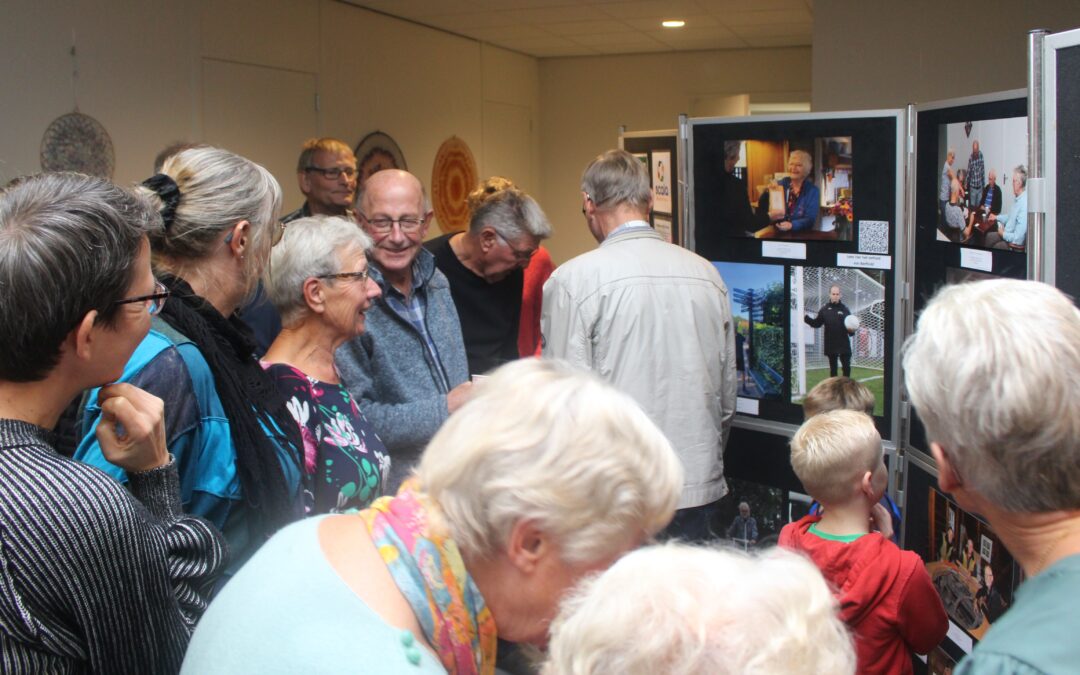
[926,488,1015,642]
[790,266,886,415]
[713,262,785,400]
[697,136,853,242]
[934,116,1027,251]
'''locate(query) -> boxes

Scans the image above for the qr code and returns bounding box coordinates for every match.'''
[858,220,889,254]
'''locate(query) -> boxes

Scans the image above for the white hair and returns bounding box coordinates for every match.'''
[789,149,813,172]
[264,215,372,327]
[903,279,1080,511]
[417,359,683,563]
[542,543,856,675]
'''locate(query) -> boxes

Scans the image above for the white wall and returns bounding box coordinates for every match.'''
[812,0,1080,111]
[0,0,539,236]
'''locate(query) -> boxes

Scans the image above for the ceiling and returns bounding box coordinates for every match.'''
[342,0,814,58]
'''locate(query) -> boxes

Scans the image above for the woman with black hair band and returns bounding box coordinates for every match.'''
[76,146,304,585]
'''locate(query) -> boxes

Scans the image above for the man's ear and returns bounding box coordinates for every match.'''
[480,227,497,251]
[418,211,434,239]
[298,171,312,197]
[930,442,962,493]
[505,519,547,575]
[72,309,100,361]
[303,276,325,314]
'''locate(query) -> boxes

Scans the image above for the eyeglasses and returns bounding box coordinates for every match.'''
[495,231,537,262]
[304,165,357,180]
[359,212,426,234]
[112,279,170,315]
[316,269,370,284]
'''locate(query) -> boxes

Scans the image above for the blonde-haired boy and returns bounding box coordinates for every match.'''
[779,410,947,675]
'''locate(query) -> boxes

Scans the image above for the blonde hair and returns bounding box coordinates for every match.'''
[543,543,855,675]
[417,359,682,563]
[790,410,881,505]
[803,376,875,419]
[466,176,516,214]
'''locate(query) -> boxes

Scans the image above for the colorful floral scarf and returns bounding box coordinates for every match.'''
[360,482,497,675]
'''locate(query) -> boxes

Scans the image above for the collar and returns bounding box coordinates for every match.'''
[369,247,437,298]
[603,220,656,245]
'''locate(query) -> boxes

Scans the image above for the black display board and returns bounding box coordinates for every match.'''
[908,95,1027,458]
[690,114,901,440]
[621,133,680,245]
[1054,45,1080,301]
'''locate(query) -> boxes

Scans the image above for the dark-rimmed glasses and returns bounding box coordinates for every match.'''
[304,165,357,180]
[112,280,170,315]
[316,269,370,284]
[495,231,537,263]
[358,212,426,234]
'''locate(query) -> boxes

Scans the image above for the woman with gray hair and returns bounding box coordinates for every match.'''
[542,543,856,675]
[261,215,389,513]
[903,279,1080,673]
[425,177,553,375]
[182,358,683,674]
[76,146,304,581]
[0,173,225,672]
[763,148,821,232]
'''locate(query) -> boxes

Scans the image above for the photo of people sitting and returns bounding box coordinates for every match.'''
[935,116,1027,250]
[925,489,1014,641]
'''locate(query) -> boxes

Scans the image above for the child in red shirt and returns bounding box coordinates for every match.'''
[780,410,947,675]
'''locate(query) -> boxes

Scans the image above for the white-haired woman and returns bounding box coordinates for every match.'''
[182,358,682,674]
[765,149,821,232]
[543,543,856,675]
[261,215,388,513]
[426,177,552,375]
[76,146,303,581]
[903,279,1080,673]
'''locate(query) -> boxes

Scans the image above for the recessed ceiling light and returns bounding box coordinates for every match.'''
[662,20,685,28]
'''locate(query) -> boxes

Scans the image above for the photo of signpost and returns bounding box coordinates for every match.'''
[713,262,785,400]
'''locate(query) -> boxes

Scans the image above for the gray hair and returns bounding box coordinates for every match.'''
[580,149,652,211]
[543,543,856,675]
[902,279,1080,511]
[469,188,552,241]
[147,146,282,295]
[418,358,683,564]
[265,215,373,327]
[1013,164,1028,189]
[790,149,813,173]
[0,173,159,382]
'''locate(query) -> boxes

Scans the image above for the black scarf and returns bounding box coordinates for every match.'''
[157,273,302,541]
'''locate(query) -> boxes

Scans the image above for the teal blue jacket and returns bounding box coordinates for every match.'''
[75,318,302,578]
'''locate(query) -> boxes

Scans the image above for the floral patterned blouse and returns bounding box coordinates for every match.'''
[262,362,389,514]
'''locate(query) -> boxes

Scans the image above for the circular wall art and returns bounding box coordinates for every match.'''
[431,136,478,233]
[40,111,115,178]
[354,131,407,186]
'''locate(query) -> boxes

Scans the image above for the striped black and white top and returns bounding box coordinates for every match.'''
[0,418,227,674]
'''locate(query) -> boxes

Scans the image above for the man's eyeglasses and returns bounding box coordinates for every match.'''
[112,279,170,315]
[358,212,426,234]
[316,269,370,284]
[304,165,357,180]
[495,231,537,262]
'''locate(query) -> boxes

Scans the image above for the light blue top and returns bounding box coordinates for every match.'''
[181,515,447,674]
[955,554,1080,675]
[1000,189,1028,246]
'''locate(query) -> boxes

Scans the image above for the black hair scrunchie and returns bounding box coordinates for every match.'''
[142,173,182,230]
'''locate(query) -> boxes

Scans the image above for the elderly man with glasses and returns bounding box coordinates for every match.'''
[335,169,471,493]
[241,137,359,353]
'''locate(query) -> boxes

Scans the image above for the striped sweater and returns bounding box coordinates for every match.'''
[0,418,227,674]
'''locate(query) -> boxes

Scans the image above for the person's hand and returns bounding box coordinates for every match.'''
[446,381,474,414]
[988,213,997,224]
[95,383,169,474]
[870,502,894,541]
[775,221,793,231]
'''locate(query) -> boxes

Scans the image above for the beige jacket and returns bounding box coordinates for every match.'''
[541,226,736,509]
